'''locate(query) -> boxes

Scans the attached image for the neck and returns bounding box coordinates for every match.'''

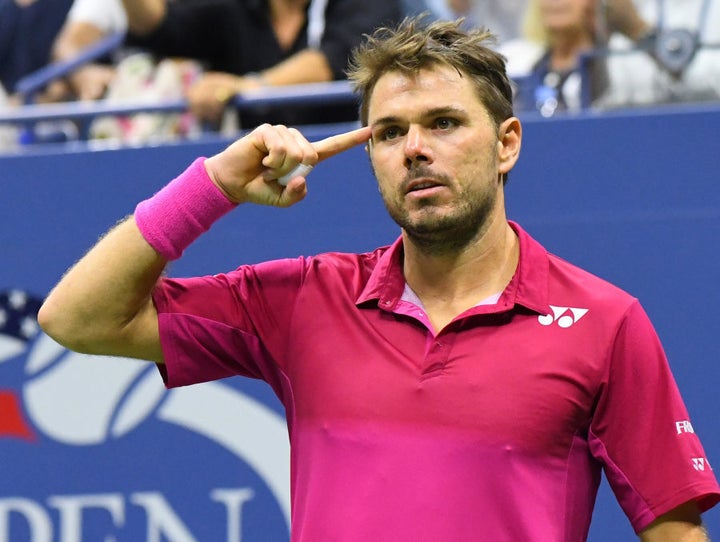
[402,215,519,321]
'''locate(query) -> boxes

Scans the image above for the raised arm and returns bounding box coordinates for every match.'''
[38,124,371,362]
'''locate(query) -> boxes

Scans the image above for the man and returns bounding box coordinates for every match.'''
[39,17,720,541]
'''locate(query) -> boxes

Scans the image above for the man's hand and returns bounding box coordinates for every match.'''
[203,123,372,206]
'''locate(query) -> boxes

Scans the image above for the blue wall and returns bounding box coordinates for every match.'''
[1,106,718,540]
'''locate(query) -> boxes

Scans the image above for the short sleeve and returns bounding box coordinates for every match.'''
[588,300,720,532]
[152,258,306,395]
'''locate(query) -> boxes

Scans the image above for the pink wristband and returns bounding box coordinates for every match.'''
[134,157,238,260]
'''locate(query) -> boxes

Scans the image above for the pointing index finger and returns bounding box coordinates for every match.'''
[312,126,371,162]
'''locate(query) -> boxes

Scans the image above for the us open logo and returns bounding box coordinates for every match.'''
[1,289,290,541]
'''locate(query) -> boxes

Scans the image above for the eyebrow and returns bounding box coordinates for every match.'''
[370,106,467,130]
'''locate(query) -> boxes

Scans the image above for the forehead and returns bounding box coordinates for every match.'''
[367,65,488,122]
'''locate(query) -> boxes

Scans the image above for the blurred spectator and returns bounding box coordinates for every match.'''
[0,0,74,99]
[500,0,655,115]
[502,0,720,115]
[51,0,128,102]
[49,0,202,144]
[34,0,398,145]
[0,0,80,150]
[401,0,528,42]
[122,0,401,127]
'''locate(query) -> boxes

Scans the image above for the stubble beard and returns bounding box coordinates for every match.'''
[382,180,498,257]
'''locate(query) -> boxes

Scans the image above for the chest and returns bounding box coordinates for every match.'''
[285,304,608,456]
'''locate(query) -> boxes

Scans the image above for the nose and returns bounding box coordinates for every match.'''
[404,126,432,168]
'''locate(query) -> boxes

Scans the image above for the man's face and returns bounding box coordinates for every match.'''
[367,64,516,250]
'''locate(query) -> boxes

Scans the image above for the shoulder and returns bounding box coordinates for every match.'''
[220,245,391,285]
[547,252,634,301]
[544,251,642,332]
[515,223,637,322]
[305,245,391,275]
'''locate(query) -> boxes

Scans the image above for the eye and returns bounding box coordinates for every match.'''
[435,117,457,130]
[381,126,402,140]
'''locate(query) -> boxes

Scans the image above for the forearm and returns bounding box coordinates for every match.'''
[38,217,166,361]
[52,21,106,62]
[40,157,236,362]
[121,0,166,36]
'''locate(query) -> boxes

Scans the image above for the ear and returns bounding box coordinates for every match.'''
[496,117,522,176]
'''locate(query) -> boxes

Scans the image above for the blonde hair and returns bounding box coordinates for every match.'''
[522,0,549,43]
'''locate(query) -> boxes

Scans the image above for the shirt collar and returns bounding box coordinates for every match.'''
[356,221,550,315]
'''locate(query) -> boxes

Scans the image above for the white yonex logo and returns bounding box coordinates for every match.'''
[676,420,695,434]
[693,458,707,471]
[538,306,589,328]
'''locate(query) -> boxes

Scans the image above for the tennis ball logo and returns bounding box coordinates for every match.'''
[22,333,165,445]
[19,331,293,528]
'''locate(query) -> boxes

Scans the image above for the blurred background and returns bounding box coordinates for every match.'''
[1,0,719,540]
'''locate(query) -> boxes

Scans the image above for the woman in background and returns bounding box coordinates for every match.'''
[500,0,650,115]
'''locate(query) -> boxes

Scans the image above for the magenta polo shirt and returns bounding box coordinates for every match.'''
[152,221,720,541]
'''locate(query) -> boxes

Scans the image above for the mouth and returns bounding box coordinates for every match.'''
[405,178,445,195]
